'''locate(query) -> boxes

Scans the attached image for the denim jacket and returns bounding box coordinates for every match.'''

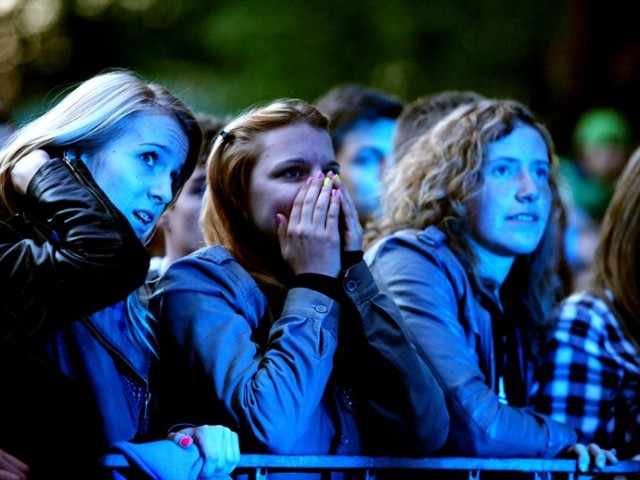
[365,226,577,458]
[150,245,448,469]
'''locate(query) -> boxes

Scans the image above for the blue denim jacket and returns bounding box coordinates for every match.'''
[45,301,153,449]
[150,244,448,470]
[365,226,577,458]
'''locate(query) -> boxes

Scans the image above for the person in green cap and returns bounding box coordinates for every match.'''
[559,107,634,287]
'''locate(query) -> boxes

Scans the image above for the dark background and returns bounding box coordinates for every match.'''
[1,0,639,156]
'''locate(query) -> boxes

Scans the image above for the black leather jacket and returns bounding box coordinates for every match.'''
[0,157,149,478]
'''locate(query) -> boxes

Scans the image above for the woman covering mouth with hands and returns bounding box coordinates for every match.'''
[150,99,449,479]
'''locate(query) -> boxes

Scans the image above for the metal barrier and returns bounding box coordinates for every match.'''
[234,455,640,479]
[100,453,640,479]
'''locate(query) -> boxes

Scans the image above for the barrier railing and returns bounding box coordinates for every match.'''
[100,453,640,479]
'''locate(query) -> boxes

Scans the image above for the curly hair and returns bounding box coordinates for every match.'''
[367,99,568,352]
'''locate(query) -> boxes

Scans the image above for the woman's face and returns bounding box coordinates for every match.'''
[467,122,552,276]
[81,112,189,241]
[249,121,339,239]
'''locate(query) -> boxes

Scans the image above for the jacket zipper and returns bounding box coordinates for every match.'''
[61,156,118,219]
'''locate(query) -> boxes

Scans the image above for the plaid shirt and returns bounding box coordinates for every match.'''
[532,291,640,457]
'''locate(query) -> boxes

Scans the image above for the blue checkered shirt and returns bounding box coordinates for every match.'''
[532,291,640,458]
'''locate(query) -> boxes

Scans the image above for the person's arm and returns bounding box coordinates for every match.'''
[341,259,449,456]
[0,154,149,334]
[533,293,623,448]
[367,236,577,458]
[154,248,340,453]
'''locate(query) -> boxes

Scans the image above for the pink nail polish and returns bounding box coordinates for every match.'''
[179,436,193,447]
[306,177,313,185]
[316,171,323,179]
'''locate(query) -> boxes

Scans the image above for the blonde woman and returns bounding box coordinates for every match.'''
[0,70,238,479]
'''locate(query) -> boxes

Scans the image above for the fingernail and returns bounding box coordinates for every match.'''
[332,189,338,196]
[306,177,313,185]
[335,174,341,182]
[179,436,193,447]
[323,177,331,186]
[316,171,323,179]
[327,171,335,178]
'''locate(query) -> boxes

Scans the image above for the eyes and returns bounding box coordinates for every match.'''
[141,151,158,167]
[489,162,550,182]
[352,148,384,168]
[141,150,182,192]
[280,166,341,179]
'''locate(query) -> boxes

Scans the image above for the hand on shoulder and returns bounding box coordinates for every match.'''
[11,149,51,195]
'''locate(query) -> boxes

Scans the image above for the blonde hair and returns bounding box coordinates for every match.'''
[367,99,567,350]
[0,69,203,356]
[589,146,640,332]
[0,69,202,213]
[202,99,328,293]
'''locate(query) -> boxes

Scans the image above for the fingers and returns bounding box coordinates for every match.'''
[276,213,288,250]
[168,430,194,448]
[278,171,341,276]
[11,149,50,195]
[588,443,618,467]
[194,425,240,479]
[300,171,334,229]
[287,176,311,229]
[587,443,607,470]
[570,443,590,472]
[331,174,363,251]
[566,443,618,473]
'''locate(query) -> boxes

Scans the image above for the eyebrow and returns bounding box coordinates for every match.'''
[141,142,169,152]
[278,158,339,168]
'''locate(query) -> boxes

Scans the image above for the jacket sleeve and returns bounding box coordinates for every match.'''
[153,250,340,453]
[366,237,577,458]
[0,157,149,336]
[340,260,449,455]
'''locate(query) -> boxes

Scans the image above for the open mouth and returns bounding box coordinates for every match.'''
[508,213,537,221]
[134,210,153,225]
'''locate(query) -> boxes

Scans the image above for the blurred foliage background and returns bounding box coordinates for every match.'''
[1,0,638,155]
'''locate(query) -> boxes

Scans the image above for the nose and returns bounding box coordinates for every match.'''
[515,171,540,203]
[148,174,174,206]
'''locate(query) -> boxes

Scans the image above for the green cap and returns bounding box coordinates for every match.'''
[573,107,632,147]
